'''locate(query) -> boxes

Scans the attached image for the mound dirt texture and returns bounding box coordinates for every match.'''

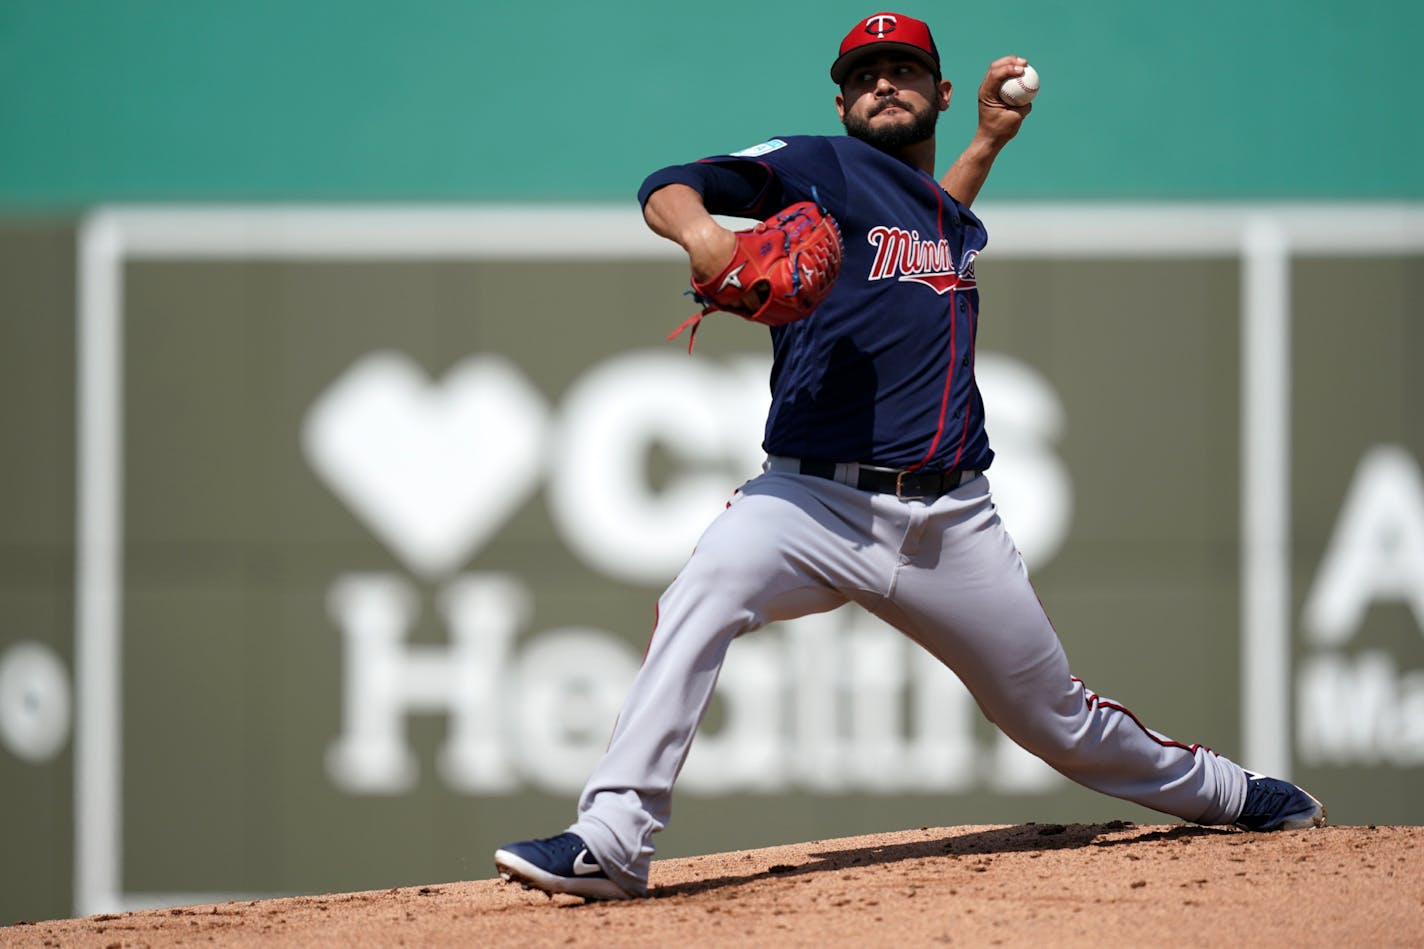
[6,823,1422,947]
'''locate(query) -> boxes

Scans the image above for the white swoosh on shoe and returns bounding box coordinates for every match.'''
[572,849,602,876]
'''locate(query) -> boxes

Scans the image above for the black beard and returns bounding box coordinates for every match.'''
[842,100,938,151]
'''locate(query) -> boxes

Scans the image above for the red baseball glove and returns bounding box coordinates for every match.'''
[669,201,843,351]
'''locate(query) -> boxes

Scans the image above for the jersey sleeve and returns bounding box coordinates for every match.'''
[636,161,780,218]
[637,136,848,221]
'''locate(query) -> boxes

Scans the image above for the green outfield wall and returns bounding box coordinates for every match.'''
[1,0,1422,207]
[1,0,1423,929]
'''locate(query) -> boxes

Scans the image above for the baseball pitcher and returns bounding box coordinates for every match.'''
[494,10,1326,901]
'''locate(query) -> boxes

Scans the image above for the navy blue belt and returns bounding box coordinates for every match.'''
[790,458,980,499]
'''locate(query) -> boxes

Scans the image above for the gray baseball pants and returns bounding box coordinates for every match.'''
[569,462,1249,896]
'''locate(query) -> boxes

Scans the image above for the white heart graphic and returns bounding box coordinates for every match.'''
[302,351,550,578]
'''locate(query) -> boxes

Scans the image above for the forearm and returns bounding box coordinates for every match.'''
[642,184,737,283]
[940,54,1032,206]
[643,184,719,247]
[939,134,1009,207]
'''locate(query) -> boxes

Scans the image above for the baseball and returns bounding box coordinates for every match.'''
[1000,64,1040,107]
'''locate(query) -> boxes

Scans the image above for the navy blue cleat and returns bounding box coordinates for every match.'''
[494,832,631,900]
[1234,772,1327,831]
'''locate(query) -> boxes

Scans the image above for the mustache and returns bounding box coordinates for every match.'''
[869,97,914,117]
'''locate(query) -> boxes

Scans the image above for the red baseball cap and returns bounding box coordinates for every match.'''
[830,12,941,84]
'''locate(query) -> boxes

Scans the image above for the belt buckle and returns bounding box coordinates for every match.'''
[894,470,925,499]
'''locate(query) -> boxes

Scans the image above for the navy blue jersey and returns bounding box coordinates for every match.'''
[639,134,992,473]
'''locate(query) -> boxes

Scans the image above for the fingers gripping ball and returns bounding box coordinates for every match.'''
[1000,64,1040,106]
[669,202,843,351]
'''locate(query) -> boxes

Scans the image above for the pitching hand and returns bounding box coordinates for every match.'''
[976,56,1033,145]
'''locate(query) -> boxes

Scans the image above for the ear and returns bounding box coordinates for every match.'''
[937,79,953,112]
[835,92,847,121]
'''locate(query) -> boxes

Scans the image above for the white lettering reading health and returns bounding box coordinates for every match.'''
[325,571,1060,795]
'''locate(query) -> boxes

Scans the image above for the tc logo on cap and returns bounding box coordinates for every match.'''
[864,14,897,37]
[831,11,940,84]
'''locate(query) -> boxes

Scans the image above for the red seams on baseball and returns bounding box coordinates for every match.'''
[1000,64,1040,106]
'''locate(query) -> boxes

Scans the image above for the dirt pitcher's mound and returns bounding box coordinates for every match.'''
[6,823,1422,947]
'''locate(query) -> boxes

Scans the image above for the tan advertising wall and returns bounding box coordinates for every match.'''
[1,206,1421,922]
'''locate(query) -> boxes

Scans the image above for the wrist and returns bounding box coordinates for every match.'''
[685,222,737,284]
[966,131,1012,158]
[679,217,726,253]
